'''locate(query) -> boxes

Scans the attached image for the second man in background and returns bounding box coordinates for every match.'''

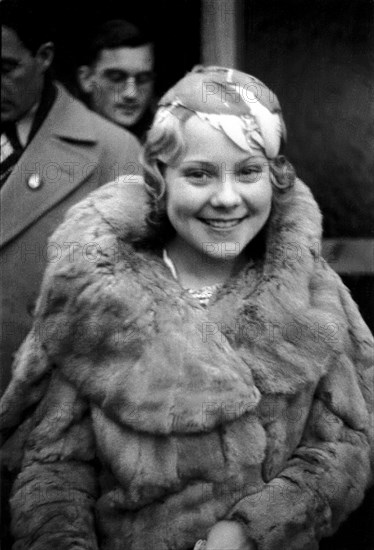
[77,19,156,143]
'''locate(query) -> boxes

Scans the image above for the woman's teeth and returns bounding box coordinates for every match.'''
[202,218,243,228]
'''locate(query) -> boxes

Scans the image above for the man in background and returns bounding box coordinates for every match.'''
[77,19,156,142]
[1,0,142,394]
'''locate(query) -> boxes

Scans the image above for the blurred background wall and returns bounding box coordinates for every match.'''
[241,0,373,240]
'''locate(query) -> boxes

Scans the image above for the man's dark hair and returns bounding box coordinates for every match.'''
[84,19,154,66]
[1,0,54,54]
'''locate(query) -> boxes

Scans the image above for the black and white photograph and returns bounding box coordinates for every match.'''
[1,1,373,548]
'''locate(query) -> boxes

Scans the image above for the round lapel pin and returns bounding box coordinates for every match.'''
[27,173,42,190]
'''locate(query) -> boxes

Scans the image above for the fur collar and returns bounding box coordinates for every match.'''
[2,176,343,437]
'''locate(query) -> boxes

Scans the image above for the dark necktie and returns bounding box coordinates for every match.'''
[0,123,24,188]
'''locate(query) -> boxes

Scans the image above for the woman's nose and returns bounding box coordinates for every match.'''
[210,178,242,208]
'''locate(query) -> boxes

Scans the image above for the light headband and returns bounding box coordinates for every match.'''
[157,66,286,159]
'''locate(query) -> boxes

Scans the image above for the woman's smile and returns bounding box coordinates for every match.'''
[198,216,248,230]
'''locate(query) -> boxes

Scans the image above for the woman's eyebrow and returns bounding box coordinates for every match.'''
[180,160,217,170]
[237,156,266,164]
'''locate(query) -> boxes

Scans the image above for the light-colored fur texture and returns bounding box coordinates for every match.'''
[1,177,373,550]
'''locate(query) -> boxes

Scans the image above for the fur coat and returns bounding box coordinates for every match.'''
[0,176,373,550]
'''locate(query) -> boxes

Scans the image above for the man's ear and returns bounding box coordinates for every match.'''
[77,65,94,94]
[35,42,54,73]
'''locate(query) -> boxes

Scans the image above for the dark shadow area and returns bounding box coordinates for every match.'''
[20,0,202,100]
[242,0,374,238]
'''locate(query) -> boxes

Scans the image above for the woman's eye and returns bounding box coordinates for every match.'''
[184,170,211,183]
[239,166,262,182]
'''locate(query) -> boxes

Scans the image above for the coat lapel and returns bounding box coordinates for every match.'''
[0,85,99,248]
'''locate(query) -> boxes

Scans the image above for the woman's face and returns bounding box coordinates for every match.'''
[164,115,272,264]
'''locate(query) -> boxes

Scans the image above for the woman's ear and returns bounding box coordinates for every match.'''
[77,65,94,94]
[35,42,54,73]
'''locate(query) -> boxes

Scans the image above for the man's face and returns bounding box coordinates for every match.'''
[1,26,48,123]
[83,44,155,129]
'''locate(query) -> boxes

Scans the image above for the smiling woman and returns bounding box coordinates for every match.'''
[162,116,273,289]
[1,66,373,550]
[141,66,293,292]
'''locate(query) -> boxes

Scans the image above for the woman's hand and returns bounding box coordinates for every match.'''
[194,520,256,550]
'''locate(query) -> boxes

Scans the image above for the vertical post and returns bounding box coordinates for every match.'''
[201,0,244,69]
